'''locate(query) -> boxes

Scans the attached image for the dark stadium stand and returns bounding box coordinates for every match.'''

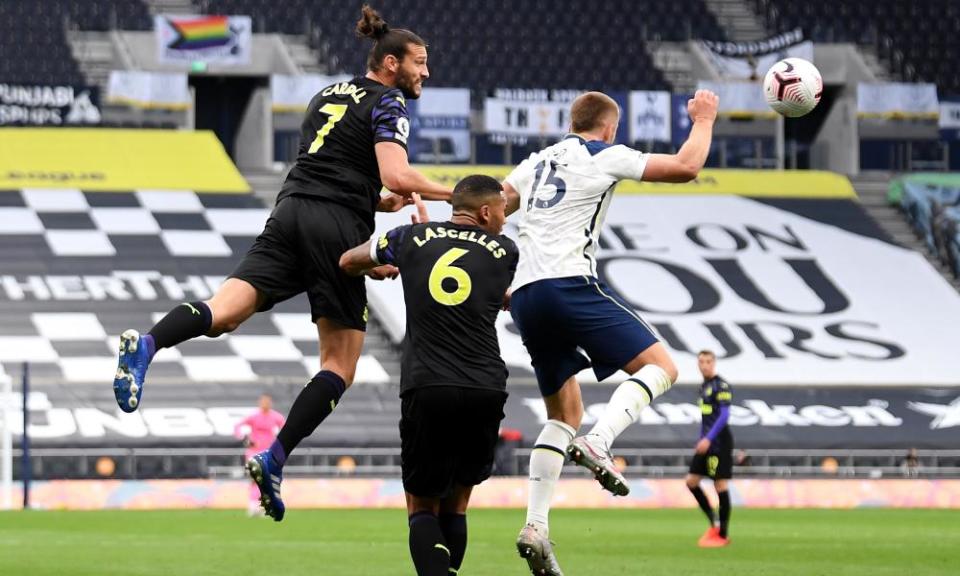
[200,0,729,90]
[759,0,960,93]
[0,0,150,85]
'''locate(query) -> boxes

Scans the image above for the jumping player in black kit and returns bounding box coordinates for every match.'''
[110,5,453,521]
[686,349,734,547]
[340,175,519,576]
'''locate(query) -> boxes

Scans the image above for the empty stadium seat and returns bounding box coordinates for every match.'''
[761,0,960,93]
[200,0,727,91]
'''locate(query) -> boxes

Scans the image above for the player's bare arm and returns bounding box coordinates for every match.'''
[377,191,412,212]
[502,182,521,217]
[376,141,453,201]
[642,89,719,183]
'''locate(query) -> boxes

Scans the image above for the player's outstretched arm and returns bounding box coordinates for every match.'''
[642,89,719,183]
[376,142,453,202]
[339,242,399,280]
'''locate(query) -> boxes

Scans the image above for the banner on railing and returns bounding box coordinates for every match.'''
[269,74,354,112]
[628,91,671,142]
[702,28,813,81]
[408,87,471,162]
[8,383,960,449]
[857,83,939,119]
[940,98,960,140]
[696,81,775,118]
[484,89,576,137]
[370,192,960,387]
[107,71,190,110]
[155,14,252,65]
[0,83,101,126]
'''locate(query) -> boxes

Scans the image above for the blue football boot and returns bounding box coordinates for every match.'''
[113,329,151,413]
[246,451,286,522]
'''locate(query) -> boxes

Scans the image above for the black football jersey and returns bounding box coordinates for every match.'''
[699,375,733,443]
[278,76,410,231]
[373,221,519,394]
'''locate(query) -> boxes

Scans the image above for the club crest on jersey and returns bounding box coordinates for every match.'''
[321,82,368,104]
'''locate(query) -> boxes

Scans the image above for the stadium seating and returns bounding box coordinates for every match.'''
[759,0,960,94]
[200,0,729,90]
[0,0,150,85]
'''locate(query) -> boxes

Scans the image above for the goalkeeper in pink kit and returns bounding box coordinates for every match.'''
[234,394,285,516]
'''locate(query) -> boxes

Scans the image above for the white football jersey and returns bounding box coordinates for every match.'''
[505,135,648,290]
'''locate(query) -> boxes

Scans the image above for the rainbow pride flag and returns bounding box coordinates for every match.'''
[168,16,232,50]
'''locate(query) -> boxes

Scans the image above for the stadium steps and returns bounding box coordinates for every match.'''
[702,0,769,42]
[242,169,286,205]
[858,47,896,81]
[67,31,117,95]
[279,35,327,75]
[651,42,697,93]
[853,174,960,292]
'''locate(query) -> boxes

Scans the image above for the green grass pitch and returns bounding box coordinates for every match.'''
[0,508,956,575]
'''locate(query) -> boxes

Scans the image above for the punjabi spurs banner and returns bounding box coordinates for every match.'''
[107,71,190,110]
[6,383,960,448]
[368,194,960,386]
[155,14,252,65]
[628,91,672,142]
[0,83,101,126]
[702,28,814,81]
[857,83,940,120]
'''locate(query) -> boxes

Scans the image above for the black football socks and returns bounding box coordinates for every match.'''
[147,301,213,358]
[409,512,450,576]
[688,485,717,526]
[270,370,347,467]
[718,490,731,538]
[438,513,467,573]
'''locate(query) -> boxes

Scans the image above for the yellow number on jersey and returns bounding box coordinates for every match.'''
[429,248,472,306]
[307,103,348,153]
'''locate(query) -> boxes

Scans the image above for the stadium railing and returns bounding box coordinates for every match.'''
[11,447,960,481]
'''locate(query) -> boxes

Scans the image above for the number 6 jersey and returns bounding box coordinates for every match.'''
[278,76,411,231]
[505,135,649,290]
[371,221,519,394]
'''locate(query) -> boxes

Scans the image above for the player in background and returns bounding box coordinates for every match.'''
[686,350,734,548]
[111,5,453,521]
[340,176,518,576]
[502,90,719,575]
[233,394,285,516]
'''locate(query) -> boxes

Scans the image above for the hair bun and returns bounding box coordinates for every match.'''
[356,4,390,40]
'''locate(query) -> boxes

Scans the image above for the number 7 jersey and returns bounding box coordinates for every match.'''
[505,135,649,290]
[278,76,411,230]
[371,221,519,394]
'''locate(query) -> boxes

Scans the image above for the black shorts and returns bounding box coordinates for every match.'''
[230,196,371,330]
[400,386,507,498]
[689,442,734,480]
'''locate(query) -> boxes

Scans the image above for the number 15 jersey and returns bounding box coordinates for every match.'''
[504,135,649,290]
[371,221,519,394]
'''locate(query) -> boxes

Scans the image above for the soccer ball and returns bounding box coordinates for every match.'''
[762,58,823,117]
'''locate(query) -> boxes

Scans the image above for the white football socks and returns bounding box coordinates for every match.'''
[588,364,674,450]
[525,419,577,536]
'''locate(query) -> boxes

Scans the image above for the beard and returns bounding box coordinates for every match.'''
[395,68,422,99]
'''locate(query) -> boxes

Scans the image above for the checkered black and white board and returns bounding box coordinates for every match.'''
[0,189,392,384]
[0,188,268,258]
